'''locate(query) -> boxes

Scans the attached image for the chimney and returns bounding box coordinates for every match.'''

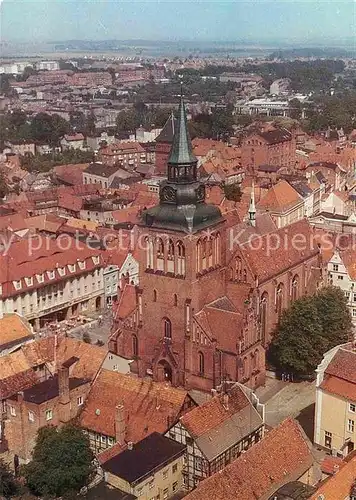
[223,393,229,411]
[58,365,70,424]
[115,404,126,446]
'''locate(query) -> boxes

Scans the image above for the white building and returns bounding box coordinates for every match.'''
[327,248,356,324]
[0,62,32,75]
[36,61,60,71]
[0,237,105,330]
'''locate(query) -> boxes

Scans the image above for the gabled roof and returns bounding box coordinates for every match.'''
[184,418,313,500]
[180,385,263,461]
[257,180,302,213]
[80,369,191,439]
[115,284,137,320]
[239,219,319,283]
[325,347,356,383]
[0,314,34,350]
[21,336,106,381]
[258,128,292,145]
[63,133,84,142]
[340,248,356,280]
[310,451,356,500]
[84,162,120,178]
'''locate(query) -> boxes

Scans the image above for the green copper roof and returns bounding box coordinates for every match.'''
[167,97,197,165]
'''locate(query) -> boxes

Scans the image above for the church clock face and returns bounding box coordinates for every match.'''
[161,186,176,202]
[196,185,205,202]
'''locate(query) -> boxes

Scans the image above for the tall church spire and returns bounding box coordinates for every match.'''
[167,95,197,169]
[141,93,223,233]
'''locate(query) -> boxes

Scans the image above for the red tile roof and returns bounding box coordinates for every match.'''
[0,314,34,348]
[340,248,356,281]
[180,385,250,439]
[0,237,103,299]
[64,133,85,142]
[0,368,38,400]
[325,347,356,383]
[320,455,344,476]
[21,336,106,381]
[311,452,356,500]
[320,375,356,402]
[239,219,319,283]
[185,418,313,500]
[79,369,191,440]
[115,284,137,320]
[257,180,301,213]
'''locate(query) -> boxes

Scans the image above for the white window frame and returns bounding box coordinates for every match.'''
[348,418,355,433]
[349,403,356,413]
[25,277,33,287]
[46,409,53,421]
[77,396,83,406]
[28,411,35,422]
[10,405,16,416]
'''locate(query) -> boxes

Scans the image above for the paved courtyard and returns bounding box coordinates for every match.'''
[263,379,316,438]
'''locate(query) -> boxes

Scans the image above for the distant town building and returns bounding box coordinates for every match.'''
[35,60,60,71]
[60,133,85,150]
[241,128,296,171]
[98,142,147,170]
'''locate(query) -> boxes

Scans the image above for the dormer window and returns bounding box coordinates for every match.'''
[47,271,55,280]
[13,280,22,290]
[58,267,66,277]
[78,260,86,270]
[92,256,100,265]
[68,264,76,273]
[36,273,44,283]
[24,277,33,287]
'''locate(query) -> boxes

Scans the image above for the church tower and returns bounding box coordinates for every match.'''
[113,96,228,389]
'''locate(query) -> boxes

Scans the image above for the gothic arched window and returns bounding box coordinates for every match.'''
[132,334,138,357]
[177,241,185,276]
[260,292,268,343]
[198,352,205,375]
[215,232,221,266]
[276,283,284,319]
[163,318,172,340]
[291,275,299,301]
[156,238,164,271]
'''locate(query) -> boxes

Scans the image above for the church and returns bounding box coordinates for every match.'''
[109,96,321,392]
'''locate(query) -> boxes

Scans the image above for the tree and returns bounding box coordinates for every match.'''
[268,286,353,378]
[22,424,94,498]
[268,296,325,377]
[30,113,70,146]
[289,98,303,120]
[313,286,352,351]
[223,182,242,202]
[0,459,18,499]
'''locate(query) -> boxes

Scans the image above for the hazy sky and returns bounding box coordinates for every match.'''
[0,0,355,43]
